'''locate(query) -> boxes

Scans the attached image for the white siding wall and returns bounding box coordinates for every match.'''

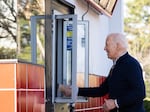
[67,0,124,76]
[109,0,124,33]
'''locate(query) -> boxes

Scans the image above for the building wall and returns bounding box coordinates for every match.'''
[0,62,16,112]
[66,0,124,77]
[75,75,107,112]
[0,60,107,112]
[0,60,45,112]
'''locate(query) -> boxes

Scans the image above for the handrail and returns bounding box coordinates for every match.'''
[75,106,103,111]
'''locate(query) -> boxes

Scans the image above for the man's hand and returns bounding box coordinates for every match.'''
[102,99,116,112]
[58,84,72,97]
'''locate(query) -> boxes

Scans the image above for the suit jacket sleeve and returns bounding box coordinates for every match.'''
[78,77,109,97]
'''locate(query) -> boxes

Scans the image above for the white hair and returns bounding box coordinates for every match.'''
[108,33,128,50]
[115,33,128,50]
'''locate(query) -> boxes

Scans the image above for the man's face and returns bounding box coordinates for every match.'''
[104,37,117,60]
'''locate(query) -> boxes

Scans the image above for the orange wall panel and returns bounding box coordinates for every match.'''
[0,64,15,88]
[16,63,27,89]
[75,75,107,112]
[0,91,15,112]
[16,62,45,112]
[27,64,44,89]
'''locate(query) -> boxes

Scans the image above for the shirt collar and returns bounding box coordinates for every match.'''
[113,51,127,65]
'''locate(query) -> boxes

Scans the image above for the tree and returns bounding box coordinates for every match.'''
[124,0,150,77]
[0,0,45,64]
[17,0,45,63]
[0,0,17,41]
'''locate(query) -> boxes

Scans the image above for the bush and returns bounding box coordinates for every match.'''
[144,97,150,112]
[0,47,16,59]
[144,81,150,112]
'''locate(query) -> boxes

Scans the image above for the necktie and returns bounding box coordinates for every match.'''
[109,64,115,76]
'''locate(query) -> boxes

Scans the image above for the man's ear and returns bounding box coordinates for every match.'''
[116,43,121,50]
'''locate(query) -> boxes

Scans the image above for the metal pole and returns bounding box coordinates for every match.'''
[45,0,54,112]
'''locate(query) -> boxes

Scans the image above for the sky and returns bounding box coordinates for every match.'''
[0,38,17,49]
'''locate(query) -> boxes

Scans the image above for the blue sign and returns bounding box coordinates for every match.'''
[66,23,73,50]
[67,24,73,31]
[67,38,72,50]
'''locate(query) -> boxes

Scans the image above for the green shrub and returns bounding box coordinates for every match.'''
[144,81,150,112]
[144,97,150,112]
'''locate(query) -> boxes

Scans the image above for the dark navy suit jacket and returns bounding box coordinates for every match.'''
[78,52,146,112]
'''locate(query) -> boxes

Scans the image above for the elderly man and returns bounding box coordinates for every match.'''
[60,33,146,112]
